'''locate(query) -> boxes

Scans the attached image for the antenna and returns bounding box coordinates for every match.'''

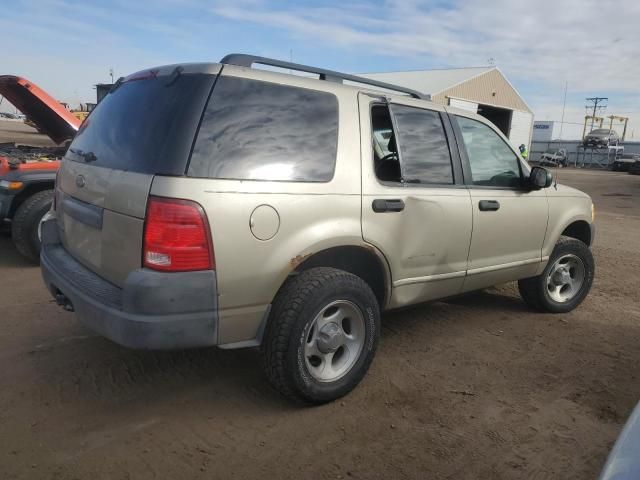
[559,81,568,140]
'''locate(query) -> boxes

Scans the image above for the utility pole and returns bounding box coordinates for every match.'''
[559,81,568,140]
[585,96,608,131]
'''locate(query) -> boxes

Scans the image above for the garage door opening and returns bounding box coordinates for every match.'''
[477,104,512,137]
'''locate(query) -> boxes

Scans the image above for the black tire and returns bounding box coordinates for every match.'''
[261,267,381,404]
[11,189,54,263]
[518,236,594,313]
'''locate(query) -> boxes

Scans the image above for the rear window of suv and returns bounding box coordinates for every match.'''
[188,76,339,182]
[66,73,216,175]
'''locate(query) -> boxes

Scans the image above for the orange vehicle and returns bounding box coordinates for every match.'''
[0,75,81,261]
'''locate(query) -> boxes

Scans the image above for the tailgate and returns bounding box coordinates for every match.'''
[57,161,151,286]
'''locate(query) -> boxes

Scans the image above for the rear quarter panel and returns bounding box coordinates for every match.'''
[150,182,363,345]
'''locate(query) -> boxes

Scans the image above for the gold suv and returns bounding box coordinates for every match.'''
[41,54,595,404]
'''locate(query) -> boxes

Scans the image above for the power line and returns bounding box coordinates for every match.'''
[585,96,608,131]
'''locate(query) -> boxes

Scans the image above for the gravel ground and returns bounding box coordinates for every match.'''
[1,163,639,479]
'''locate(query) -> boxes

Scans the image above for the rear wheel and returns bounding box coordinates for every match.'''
[11,189,54,263]
[518,236,594,313]
[261,267,380,404]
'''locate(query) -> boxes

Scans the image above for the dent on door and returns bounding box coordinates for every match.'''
[364,191,472,308]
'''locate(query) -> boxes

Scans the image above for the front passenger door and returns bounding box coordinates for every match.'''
[450,114,549,292]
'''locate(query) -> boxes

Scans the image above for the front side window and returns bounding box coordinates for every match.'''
[188,76,339,182]
[456,116,522,188]
[371,104,453,185]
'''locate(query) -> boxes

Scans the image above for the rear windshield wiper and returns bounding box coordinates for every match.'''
[69,148,98,163]
[165,66,184,86]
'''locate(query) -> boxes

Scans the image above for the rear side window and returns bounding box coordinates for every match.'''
[390,104,453,184]
[66,73,216,175]
[188,76,339,182]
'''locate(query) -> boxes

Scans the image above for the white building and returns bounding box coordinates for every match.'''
[361,67,534,149]
[532,121,559,142]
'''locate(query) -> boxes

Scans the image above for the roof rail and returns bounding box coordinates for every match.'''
[220,54,429,100]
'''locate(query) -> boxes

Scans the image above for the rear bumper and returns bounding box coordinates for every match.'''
[40,218,218,349]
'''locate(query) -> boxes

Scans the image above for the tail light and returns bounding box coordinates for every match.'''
[143,196,214,272]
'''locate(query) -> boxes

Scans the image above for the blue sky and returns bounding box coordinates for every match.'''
[2,0,640,139]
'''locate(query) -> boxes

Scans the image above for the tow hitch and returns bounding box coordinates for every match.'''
[55,292,74,312]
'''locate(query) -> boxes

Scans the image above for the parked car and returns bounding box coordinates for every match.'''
[583,129,619,148]
[0,112,19,120]
[539,148,568,167]
[0,75,80,262]
[599,401,640,480]
[612,153,640,172]
[40,55,596,404]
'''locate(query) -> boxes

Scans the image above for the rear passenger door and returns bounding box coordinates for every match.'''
[360,95,473,309]
[449,113,549,292]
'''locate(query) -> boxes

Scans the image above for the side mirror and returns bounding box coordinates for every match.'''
[529,166,553,189]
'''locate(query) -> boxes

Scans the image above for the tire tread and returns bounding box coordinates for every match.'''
[518,236,594,313]
[260,267,378,404]
[11,189,53,262]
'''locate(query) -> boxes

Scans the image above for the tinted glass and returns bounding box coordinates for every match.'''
[188,76,339,182]
[371,104,401,183]
[66,74,215,175]
[390,105,453,184]
[456,116,522,188]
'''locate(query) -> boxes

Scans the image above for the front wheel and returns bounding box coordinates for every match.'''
[261,267,380,404]
[518,236,595,313]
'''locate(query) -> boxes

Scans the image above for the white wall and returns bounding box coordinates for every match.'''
[509,110,534,149]
[448,98,478,113]
[532,121,554,142]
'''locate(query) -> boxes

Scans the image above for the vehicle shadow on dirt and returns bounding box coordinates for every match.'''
[0,235,37,269]
[26,331,297,413]
[23,287,529,414]
[380,286,529,330]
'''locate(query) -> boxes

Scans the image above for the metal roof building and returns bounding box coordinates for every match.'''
[361,67,534,149]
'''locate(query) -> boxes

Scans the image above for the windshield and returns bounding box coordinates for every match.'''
[66,73,215,175]
[590,129,612,135]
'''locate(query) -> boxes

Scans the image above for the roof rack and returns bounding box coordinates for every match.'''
[220,54,429,100]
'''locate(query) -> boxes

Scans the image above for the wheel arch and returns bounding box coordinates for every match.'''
[561,220,592,247]
[290,244,392,309]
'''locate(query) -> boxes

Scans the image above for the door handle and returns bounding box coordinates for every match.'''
[372,199,405,213]
[479,200,500,211]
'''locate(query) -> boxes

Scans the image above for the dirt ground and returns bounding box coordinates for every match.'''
[0,119,57,147]
[1,139,639,478]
